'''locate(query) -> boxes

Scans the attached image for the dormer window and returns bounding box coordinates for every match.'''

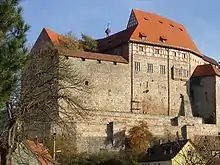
[159,20,163,24]
[139,32,147,40]
[160,36,167,43]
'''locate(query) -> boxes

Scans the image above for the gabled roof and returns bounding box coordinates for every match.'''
[141,140,189,162]
[191,64,220,78]
[32,28,128,64]
[130,9,200,54]
[98,9,201,56]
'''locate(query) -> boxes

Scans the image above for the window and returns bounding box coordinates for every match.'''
[81,58,85,61]
[155,49,159,54]
[141,36,146,40]
[179,27,183,31]
[160,65,166,74]
[97,60,101,63]
[182,53,186,58]
[173,51,177,57]
[85,81,89,86]
[139,32,146,40]
[107,122,114,145]
[139,46,144,52]
[182,69,188,77]
[147,63,153,73]
[134,62,141,71]
[205,92,208,102]
[146,81,149,88]
[113,62,117,65]
[173,67,189,79]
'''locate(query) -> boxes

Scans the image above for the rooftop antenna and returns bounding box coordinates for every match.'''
[105,22,111,37]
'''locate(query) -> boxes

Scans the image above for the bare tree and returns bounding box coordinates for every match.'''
[1,32,96,164]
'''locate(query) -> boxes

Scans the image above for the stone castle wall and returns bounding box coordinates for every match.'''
[59,42,217,153]
[24,28,220,154]
[128,42,205,116]
[66,57,131,113]
[72,110,217,153]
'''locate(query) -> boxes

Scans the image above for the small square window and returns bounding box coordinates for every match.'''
[155,49,159,54]
[141,36,146,40]
[134,62,141,71]
[139,46,144,52]
[182,53,186,58]
[160,65,166,74]
[147,63,153,73]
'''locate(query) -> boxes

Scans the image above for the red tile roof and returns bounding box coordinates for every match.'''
[191,64,220,78]
[97,26,136,52]
[44,28,60,43]
[65,51,128,63]
[42,28,128,63]
[26,140,54,165]
[98,9,201,56]
[131,9,200,54]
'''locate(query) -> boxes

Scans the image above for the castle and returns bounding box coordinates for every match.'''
[26,9,220,153]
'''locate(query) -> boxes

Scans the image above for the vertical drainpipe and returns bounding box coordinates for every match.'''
[188,53,191,98]
[130,41,134,113]
[166,47,170,116]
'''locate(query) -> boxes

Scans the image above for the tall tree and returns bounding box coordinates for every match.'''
[0,0,29,109]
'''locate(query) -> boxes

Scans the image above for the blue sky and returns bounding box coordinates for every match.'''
[21,0,220,60]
